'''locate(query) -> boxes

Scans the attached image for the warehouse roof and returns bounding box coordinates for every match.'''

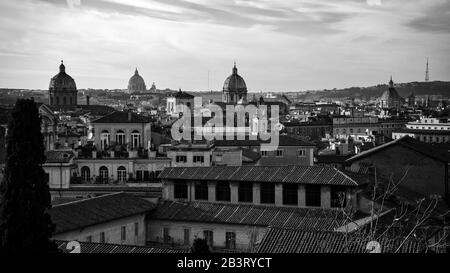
[158,165,361,186]
[150,200,355,231]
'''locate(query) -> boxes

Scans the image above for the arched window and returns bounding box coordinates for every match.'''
[117,166,127,182]
[100,130,110,150]
[63,97,67,105]
[99,166,109,183]
[131,130,141,149]
[81,166,90,182]
[69,97,73,105]
[50,96,53,105]
[116,130,125,145]
[56,97,60,105]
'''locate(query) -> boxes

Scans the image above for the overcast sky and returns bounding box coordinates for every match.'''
[0,0,449,92]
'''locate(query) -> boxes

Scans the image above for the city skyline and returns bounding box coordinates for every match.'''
[0,0,449,92]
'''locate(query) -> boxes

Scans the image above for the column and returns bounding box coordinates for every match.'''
[252,183,260,205]
[275,183,283,206]
[321,186,331,208]
[230,182,239,203]
[298,185,306,207]
[208,181,216,202]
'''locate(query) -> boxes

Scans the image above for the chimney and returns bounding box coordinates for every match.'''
[86,95,90,105]
[128,111,132,121]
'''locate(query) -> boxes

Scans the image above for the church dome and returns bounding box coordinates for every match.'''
[128,68,146,93]
[381,76,401,101]
[49,61,77,91]
[223,63,247,93]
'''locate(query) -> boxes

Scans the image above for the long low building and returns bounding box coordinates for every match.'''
[159,165,366,209]
[146,200,366,251]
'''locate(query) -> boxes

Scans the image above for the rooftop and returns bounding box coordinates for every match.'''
[257,227,425,253]
[91,111,149,124]
[214,135,315,147]
[347,136,450,163]
[50,192,155,234]
[45,150,75,164]
[159,165,361,186]
[55,240,187,253]
[151,200,353,231]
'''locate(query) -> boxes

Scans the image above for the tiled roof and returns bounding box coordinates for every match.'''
[92,111,149,123]
[150,200,350,231]
[347,136,450,163]
[50,192,155,234]
[214,135,315,147]
[45,150,75,163]
[158,166,360,186]
[257,227,425,253]
[55,240,188,253]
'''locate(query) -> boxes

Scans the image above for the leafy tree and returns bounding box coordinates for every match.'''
[0,99,57,253]
[190,238,211,254]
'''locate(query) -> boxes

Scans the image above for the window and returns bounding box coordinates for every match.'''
[260,183,275,204]
[131,130,141,149]
[305,185,321,207]
[99,232,105,243]
[163,227,170,243]
[100,130,110,150]
[283,184,298,205]
[136,170,143,181]
[174,181,188,199]
[184,229,190,245]
[261,150,268,157]
[216,182,230,201]
[99,166,108,183]
[225,232,236,249]
[297,149,306,157]
[134,222,139,237]
[331,186,347,208]
[193,155,204,163]
[203,230,213,247]
[121,226,126,241]
[176,155,187,163]
[117,166,127,182]
[276,149,283,157]
[143,171,150,181]
[116,130,125,145]
[86,236,92,243]
[81,166,90,182]
[238,182,253,203]
[195,181,208,200]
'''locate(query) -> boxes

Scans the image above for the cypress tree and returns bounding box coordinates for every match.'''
[0,99,57,253]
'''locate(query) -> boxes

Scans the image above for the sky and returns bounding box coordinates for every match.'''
[0,0,449,92]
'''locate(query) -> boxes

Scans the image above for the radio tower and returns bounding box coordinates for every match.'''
[425,57,429,82]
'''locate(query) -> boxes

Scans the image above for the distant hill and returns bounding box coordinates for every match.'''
[294,81,450,101]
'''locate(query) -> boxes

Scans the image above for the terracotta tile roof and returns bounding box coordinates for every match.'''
[92,111,149,123]
[50,192,155,234]
[158,166,360,186]
[257,227,426,253]
[55,240,188,253]
[150,200,349,231]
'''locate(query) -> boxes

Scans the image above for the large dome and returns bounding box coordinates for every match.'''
[381,77,401,100]
[128,68,146,93]
[49,62,76,91]
[223,63,247,93]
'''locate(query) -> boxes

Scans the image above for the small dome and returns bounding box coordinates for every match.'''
[49,60,77,91]
[128,68,146,93]
[223,63,247,93]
